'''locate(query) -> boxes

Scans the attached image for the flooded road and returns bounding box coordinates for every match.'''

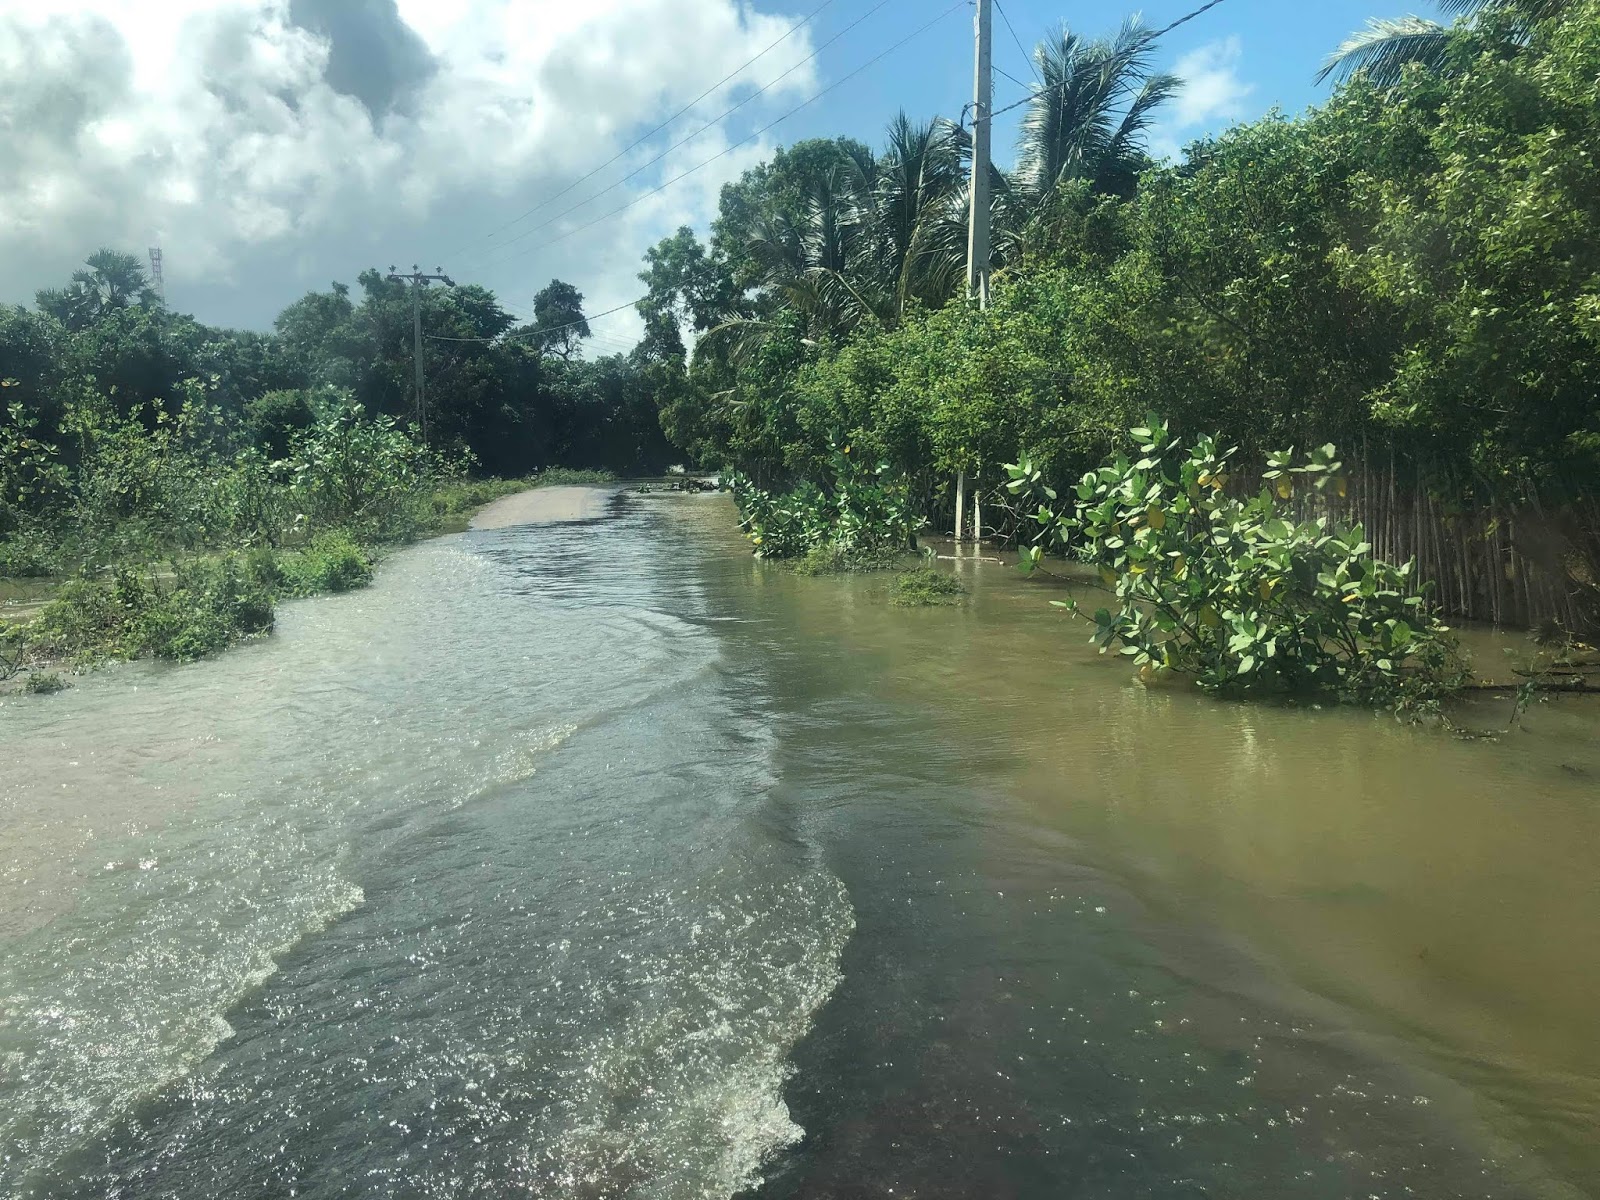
[1,491,1595,1197]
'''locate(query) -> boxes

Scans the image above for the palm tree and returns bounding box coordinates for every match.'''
[707,22,1178,353]
[1014,20,1178,205]
[35,249,159,329]
[1316,0,1569,87]
[866,114,969,320]
[709,115,969,355]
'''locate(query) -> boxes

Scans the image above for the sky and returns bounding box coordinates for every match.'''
[0,0,1448,347]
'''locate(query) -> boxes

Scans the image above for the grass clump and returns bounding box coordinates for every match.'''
[23,671,68,694]
[791,542,906,576]
[264,532,375,597]
[891,567,965,606]
[535,468,615,487]
[428,477,534,522]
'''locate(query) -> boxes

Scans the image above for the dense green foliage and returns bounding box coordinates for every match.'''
[0,403,496,671]
[730,447,918,563]
[1,256,673,561]
[643,0,1600,540]
[1012,420,1465,705]
[1,249,672,677]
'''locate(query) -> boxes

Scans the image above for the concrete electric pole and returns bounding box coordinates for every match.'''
[958,0,993,544]
[387,265,456,444]
[966,0,993,309]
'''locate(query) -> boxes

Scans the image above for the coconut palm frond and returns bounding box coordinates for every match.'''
[1315,16,1455,86]
[1100,70,1180,192]
[697,317,776,371]
[1435,0,1565,16]
[1016,19,1170,204]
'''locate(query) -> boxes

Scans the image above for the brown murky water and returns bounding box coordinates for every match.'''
[1,491,1595,1198]
[749,534,1599,1195]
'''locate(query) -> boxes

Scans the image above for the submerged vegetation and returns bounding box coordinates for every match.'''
[530,468,617,487]
[0,406,508,674]
[731,447,918,564]
[1012,420,1466,707]
[891,568,965,608]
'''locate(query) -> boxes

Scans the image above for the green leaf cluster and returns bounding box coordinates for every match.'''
[729,445,919,564]
[1011,419,1467,707]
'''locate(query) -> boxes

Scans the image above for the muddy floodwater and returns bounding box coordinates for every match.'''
[1,490,1596,1198]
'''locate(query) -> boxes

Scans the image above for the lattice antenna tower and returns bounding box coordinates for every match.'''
[148,247,166,304]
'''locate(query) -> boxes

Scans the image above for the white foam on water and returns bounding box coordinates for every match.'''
[0,872,365,1193]
[389,870,856,1200]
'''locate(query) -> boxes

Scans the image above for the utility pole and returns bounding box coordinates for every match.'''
[958,0,993,545]
[966,0,993,309]
[386,265,455,444]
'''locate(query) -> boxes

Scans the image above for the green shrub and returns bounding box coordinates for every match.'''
[135,558,275,662]
[28,572,151,662]
[534,467,615,486]
[0,623,24,680]
[0,525,61,577]
[891,568,965,606]
[1012,418,1468,709]
[731,447,920,560]
[23,671,67,694]
[276,532,373,596]
[244,389,317,459]
[288,405,434,543]
[29,557,275,665]
[792,542,906,575]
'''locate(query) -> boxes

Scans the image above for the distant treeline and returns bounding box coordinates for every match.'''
[1,259,673,557]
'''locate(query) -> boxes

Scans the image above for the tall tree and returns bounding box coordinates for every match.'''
[528,279,590,361]
[35,249,160,330]
[1013,20,1177,204]
[636,226,737,362]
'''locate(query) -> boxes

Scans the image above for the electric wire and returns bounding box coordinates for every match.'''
[993,0,1042,84]
[447,0,839,262]
[477,0,967,274]
[425,296,646,344]
[987,0,1231,122]
[455,0,897,266]
[994,64,1035,93]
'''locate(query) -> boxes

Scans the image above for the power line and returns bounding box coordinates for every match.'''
[987,0,1232,123]
[480,0,967,274]
[993,0,1041,84]
[447,0,839,263]
[994,64,1034,93]
[456,0,897,267]
[424,296,646,345]
[1150,0,1231,39]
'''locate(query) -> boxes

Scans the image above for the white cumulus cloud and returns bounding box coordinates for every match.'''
[0,0,818,335]
[1148,36,1255,163]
